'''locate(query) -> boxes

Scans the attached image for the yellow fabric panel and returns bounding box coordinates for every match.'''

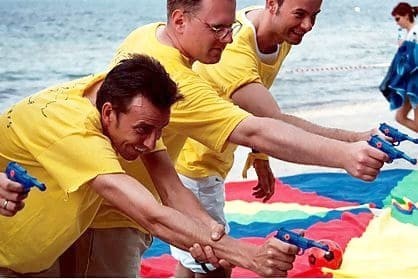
[225,200,331,215]
[328,208,418,278]
[176,6,291,179]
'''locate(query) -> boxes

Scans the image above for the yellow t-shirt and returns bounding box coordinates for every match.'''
[176,7,292,179]
[0,73,126,273]
[91,22,250,229]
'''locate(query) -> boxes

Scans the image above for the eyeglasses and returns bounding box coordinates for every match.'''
[395,17,401,22]
[185,12,242,40]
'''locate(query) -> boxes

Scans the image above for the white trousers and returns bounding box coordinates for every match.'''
[170,174,229,274]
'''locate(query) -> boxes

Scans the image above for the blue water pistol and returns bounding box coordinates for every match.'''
[368,135,417,165]
[5,162,46,191]
[275,227,333,260]
[379,123,418,145]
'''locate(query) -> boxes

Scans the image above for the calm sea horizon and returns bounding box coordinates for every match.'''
[0,0,404,113]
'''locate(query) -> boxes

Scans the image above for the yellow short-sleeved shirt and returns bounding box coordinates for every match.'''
[91,22,251,229]
[176,7,292,179]
[0,73,128,273]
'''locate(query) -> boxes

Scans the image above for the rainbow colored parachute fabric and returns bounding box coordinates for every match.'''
[140,169,418,277]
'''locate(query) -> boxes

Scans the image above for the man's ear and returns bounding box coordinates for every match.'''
[266,0,279,15]
[171,9,187,33]
[101,102,114,127]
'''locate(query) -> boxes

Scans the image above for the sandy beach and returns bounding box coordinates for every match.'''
[227,99,418,182]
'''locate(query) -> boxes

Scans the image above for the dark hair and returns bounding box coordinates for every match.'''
[167,0,202,21]
[392,2,418,23]
[96,54,182,114]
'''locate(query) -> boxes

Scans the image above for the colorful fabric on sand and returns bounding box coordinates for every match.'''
[140,169,416,277]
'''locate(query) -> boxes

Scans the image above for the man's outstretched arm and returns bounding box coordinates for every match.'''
[90,173,298,277]
[228,115,389,181]
[231,82,374,142]
[141,150,223,238]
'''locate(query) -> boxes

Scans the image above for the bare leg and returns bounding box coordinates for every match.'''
[413,108,418,132]
[395,100,418,132]
[395,100,412,125]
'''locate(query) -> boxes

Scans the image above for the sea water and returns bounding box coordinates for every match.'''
[0,0,403,113]
[2,0,413,178]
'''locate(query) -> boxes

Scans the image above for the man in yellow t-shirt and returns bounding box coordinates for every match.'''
[0,54,301,278]
[61,0,390,277]
[173,0,380,276]
[0,55,239,276]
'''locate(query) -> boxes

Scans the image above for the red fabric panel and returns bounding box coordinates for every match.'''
[140,211,373,277]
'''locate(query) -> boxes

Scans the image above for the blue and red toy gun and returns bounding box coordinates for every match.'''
[367,135,417,165]
[379,123,418,146]
[275,227,333,260]
[5,162,46,191]
[275,228,343,269]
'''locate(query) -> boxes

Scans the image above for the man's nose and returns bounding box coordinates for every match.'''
[143,132,157,151]
[220,31,233,44]
[301,17,313,32]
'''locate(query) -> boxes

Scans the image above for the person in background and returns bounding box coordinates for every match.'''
[391,2,418,131]
[393,2,418,45]
[172,0,381,277]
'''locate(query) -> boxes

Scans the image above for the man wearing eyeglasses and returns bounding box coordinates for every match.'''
[62,0,389,277]
[173,0,388,277]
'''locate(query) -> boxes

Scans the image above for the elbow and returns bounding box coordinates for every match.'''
[229,116,269,148]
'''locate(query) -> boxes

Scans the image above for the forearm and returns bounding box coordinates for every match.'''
[277,113,361,142]
[91,173,257,269]
[146,204,257,270]
[147,204,257,270]
[230,83,363,142]
[231,87,386,181]
[230,116,347,168]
